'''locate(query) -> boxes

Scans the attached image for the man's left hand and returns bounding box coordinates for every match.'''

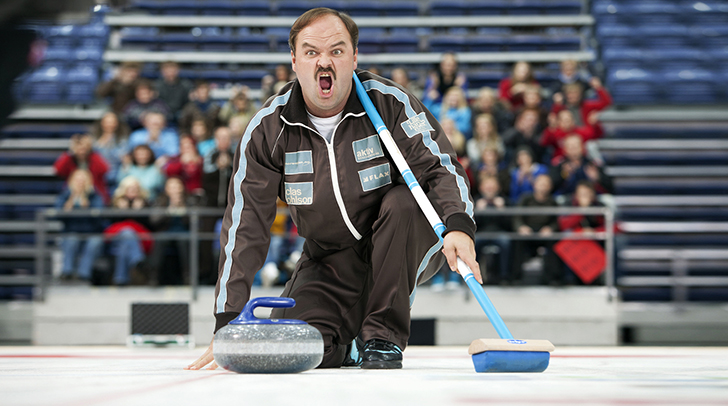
[442,231,482,284]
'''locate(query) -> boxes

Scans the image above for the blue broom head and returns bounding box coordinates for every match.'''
[468,339,555,373]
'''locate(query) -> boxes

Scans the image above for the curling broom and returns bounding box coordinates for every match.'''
[353,72,554,373]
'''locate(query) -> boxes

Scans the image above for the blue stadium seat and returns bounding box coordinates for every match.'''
[43,48,73,66]
[468,71,503,90]
[470,1,508,15]
[542,36,581,51]
[546,1,582,15]
[428,36,467,53]
[602,48,646,70]
[119,26,159,50]
[160,1,201,15]
[381,2,419,17]
[66,65,99,103]
[596,25,639,49]
[430,1,466,16]
[592,2,630,25]
[381,37,419,53]
[662,69,719,104]
[159,31,199,51]
[27,66,65,103]
[507,35,546,52]
[624,3,681,25]
[357,36,382,54]
[46,25,78,48]
[467,36,505,52]
[347,3,381,17]
[198,69,231,84]
[200,27,234,51]
[508,1,544,16]
[276,1,313,17]
[649,49,709,70]
[235,1,271,16]
[232,70,268,87]
[235,34,270,52]
[606,68,659,104]
[693,24,728,49]
[680,1,728,25]
[200,1,235,16]
[77,23,109,45]
[638,25,690,50]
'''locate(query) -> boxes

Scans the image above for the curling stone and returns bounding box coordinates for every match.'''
[213,297,323,374]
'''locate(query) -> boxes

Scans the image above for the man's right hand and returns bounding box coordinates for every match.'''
[185,340,219,370]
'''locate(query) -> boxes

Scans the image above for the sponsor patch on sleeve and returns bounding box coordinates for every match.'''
[352,135,385,163]
[284,151,313,175]
[284,182,313,205]
[358,163,392,192]
[400,112,435,138]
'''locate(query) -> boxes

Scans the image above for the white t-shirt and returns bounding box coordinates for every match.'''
[308,111,343,144]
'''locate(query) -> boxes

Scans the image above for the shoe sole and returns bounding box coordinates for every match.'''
[361,360,402,369]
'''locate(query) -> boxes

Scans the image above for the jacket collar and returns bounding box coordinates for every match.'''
[279,72,366,126]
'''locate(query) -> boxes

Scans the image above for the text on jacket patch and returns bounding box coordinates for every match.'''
[352,135,384,163]
[285,182,313,205]
[359,163,392,192]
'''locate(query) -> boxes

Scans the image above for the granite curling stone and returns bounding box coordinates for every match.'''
[213,297,324,374]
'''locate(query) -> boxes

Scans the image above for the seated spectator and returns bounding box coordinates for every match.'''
[179,80,221,133]
[227,115,247,147]
[499,61,538,111]
[550,135,613,197]
[441,118,466,158]
[147,177,197,285]
[121,79,171,131]
[56,169,105,283]
[189,116,215,157]
[106,176,152,285]
[155,61,193,122]
[470,87,514,134]
[516,85,548,132]
[551,76,612,138]
[509,146,548,204]
[54,133,110,203]
[540,110,597,164]
[218,87,256,129]
[467,113,505,165]
[549,60,591,99]
[390,67,423,100]
[203,127,235,208]
[510,174,561,285]
[423,52,468,104]
[92,111,130,186]
[117,144,165,200]
[474,175,511,285]
[559,181,605,234]
[164,135,203,196]
[96,61,141,114]
[425,86,472,139]
[477,146,511,199]
[502,108,545,165]
[261,64,294,101]
[128,111,180,162]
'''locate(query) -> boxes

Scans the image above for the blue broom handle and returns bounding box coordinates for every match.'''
[353,73,514,340]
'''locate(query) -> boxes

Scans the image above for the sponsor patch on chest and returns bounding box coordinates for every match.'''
[284,150,313,175]
[352,134,384,163]
[358,163,392,192]
[284,182,313,205]
[401,112,435,138]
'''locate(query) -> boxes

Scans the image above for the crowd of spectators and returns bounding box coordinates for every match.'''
[54,55,613,288]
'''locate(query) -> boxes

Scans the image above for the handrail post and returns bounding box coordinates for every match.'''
[35,209,47,302]
[604,207,616,301]
[190,209,199,301]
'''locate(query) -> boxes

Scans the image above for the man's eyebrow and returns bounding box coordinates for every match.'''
[329,41,346,49]
[301,42,318,50]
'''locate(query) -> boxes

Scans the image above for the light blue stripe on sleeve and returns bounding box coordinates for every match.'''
[216,90,292,314]
[361,80,474,218]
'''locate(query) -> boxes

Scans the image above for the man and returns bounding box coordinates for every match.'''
[179,80,221,133]
[187,8,479,371]
[155,61,193,121]
[127,111,179,164]
[502,108,545,164]
[96,61,142,114]
[121,79,171,131]
[549,134,613,197]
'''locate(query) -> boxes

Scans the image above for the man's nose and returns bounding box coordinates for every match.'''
[317,53,332,68]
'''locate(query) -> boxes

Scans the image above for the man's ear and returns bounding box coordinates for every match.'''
[353,47,358,70]
[291,50,296,73]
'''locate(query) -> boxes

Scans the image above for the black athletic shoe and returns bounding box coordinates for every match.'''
[361,339,403,369]
[342,337,364,367]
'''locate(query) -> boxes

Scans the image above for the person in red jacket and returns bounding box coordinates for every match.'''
[540,110,596,165]
[498,61,538,111]
[551,76,612,138]
[53,134,110,204]
[163,135,203,195]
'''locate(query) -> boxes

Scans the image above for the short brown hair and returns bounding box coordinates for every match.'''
[288,8,358,55]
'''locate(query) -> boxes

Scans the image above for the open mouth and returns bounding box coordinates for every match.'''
[318,72,333,95]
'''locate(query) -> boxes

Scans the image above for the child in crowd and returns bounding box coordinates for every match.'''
[510,146,548,204]
[121,79,171,131]
[424,86,472,139]
[467,113,505,165]
[164,135,203,195]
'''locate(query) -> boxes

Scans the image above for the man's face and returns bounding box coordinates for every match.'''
[558,110,575,130]
[136,86,154,104]
[292,14,357,118]
[161,64,179,82]
[575,185,594,207]
[533,175,552,196]
[145,113,165,133]
[563,135,583,160]
[518,111,538,132]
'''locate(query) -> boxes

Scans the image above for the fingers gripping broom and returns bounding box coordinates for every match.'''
[353,73,554,373]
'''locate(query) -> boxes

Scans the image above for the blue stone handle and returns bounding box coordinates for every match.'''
[230,297,305,325]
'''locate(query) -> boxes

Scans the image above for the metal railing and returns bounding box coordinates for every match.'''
[26,205,614,301]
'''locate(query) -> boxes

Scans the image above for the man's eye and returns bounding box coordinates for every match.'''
[306,50,316,56]
[332,49,342,55]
